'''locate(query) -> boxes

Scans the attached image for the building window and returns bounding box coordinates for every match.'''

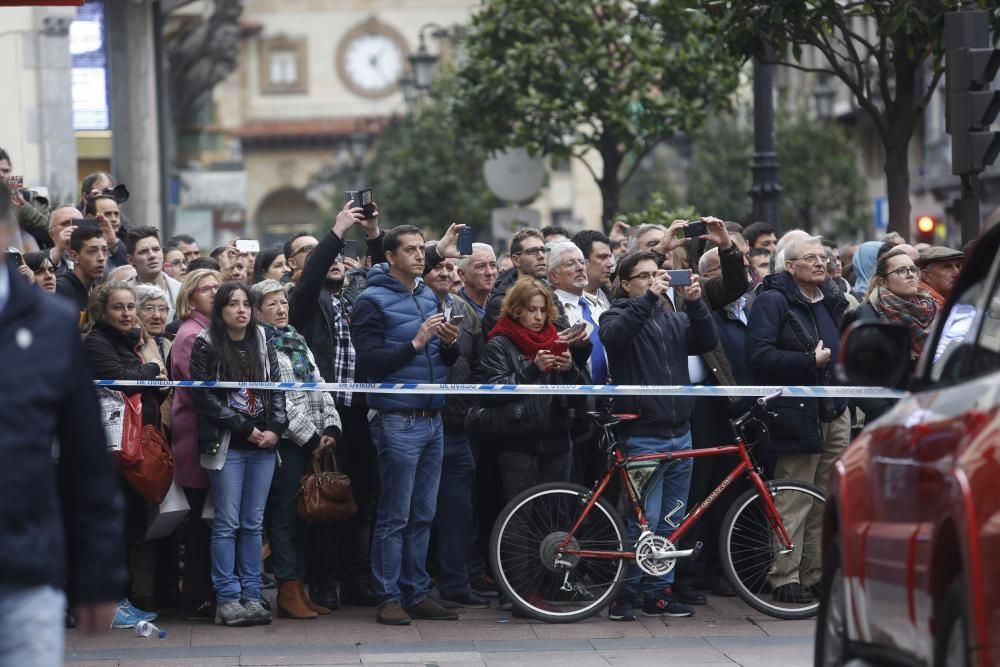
[259,36,308,95]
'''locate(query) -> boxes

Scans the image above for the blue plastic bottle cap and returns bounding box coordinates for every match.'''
[158,630,167,639]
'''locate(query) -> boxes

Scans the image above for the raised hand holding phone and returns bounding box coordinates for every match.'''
[437,223,469,259]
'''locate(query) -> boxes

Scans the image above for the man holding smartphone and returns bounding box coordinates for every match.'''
[599,251,718,621]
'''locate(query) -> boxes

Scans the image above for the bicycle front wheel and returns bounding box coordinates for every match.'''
[490,482,627,623]
[719,480,825,620]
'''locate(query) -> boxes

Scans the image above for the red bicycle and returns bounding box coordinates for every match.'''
[489,390,825,623]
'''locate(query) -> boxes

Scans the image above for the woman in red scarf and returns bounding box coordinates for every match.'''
[478,277,588,503]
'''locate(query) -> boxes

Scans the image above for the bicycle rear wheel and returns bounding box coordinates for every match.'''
[719,480,825,620]
[490,482,627,623]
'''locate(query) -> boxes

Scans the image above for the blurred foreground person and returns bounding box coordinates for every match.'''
[0,183,125,666]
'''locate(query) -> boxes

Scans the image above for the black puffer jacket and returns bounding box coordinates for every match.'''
[477,332,588,454]
[188,328,287,456]
[746,271,848,456]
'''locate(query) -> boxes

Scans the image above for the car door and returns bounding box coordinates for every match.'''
[861,256,999,659]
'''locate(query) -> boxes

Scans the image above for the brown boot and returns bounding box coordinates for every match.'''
[277,581,318,619]
[297,580,331,615]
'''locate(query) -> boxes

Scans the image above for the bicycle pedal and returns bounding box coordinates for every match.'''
[691,541,703,559]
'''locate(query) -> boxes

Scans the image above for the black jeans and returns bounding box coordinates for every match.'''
[306,405,377,587]
[496,450,570,504]
[266,441,311,583]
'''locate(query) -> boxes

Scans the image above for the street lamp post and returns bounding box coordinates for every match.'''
[401,23,465,94]
[813,74,835,121]
[750,49,782,234]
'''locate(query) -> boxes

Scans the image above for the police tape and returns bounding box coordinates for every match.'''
[93,380,905,399]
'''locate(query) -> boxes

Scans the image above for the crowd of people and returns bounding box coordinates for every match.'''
[0,144,973,648]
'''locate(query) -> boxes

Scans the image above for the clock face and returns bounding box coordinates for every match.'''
[342,32,404,98]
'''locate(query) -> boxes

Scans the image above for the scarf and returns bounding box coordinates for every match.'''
[872,285,938,358]
[488,316,559,359]
[261,322,314,379]
[851,241,882,296]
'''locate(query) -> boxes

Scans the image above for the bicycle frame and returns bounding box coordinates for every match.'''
[557,438,795,561]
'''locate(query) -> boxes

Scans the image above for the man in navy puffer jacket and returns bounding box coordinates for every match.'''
[351,225,460,626]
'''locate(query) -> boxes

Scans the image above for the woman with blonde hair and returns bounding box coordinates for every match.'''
[170,268,223,620]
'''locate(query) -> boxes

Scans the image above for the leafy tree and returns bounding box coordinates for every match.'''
[705,0,1000,237]
[365,72,499,236]
[618,145,685,216]
[686,117,755,222]
[452,0,741,229]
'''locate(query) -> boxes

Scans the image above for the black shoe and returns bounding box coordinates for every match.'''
[65,610,77,629]
[180,600,217,621]
[439,590,490,609]
[404,597,459,620]
[309,582,341,610]
[340,582,377,607]
[710,578,737,598]
[671,582,707,606]
[771,582,814,604]
[805,582,823,601]
[470,574,499,597]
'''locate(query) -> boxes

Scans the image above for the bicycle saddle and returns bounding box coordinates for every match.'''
[586,412,640,426]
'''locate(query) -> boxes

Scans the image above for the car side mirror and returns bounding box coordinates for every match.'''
[837,321,913,389]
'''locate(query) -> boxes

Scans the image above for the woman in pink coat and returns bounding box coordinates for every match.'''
[171,268,223,620]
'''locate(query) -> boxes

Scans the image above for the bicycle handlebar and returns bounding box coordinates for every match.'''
[757,389,783,406]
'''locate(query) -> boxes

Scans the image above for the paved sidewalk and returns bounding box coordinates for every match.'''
[65,592,816,666]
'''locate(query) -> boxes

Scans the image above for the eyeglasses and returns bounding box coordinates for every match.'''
[289,244,317,259]
[886,266,920,278]
[625,271,654,282]
[140,305,169,315]
[514,247,550,257]
[790,253,825,264]
[195,284,220,295]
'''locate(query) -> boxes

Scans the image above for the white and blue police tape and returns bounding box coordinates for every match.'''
[94,380,905,399]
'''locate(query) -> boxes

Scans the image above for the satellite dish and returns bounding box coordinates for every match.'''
[483,148,546,204]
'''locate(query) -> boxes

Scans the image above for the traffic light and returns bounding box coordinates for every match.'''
[945,11,1000,175]
[915,215,938,244]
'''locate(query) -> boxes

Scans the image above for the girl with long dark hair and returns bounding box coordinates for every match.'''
[189,281,287,627]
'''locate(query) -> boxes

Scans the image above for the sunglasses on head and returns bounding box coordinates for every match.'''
[87,184,130,204]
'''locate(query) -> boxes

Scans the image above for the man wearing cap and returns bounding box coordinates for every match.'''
[917,247,964,308]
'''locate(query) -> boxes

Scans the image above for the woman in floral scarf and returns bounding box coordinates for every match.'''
[864,248,939,359]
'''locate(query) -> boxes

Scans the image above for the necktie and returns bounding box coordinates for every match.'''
[578,297,608,384]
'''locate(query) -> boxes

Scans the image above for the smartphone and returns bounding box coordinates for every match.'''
[341,239,358,262]
[345,189,377,218]
[235,239,260,254]
[666,269,692,287]
[565,322,587,337]
[548,340,569,356]
[683,219,708,238]
[5,247,24,267]
[449,314,465,327]
[458,227,473,255]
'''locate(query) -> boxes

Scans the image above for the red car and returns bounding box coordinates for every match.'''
[816,222,1000,667]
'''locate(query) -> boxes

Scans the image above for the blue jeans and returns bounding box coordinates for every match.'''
[433,433,476,596]
[0,585,64,667]
[207,448,276,604]
[371,412,444,607]
[622,432,693,600]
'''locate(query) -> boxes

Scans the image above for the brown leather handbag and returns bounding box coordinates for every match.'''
[296,448,357,523]
[120,425,175,504]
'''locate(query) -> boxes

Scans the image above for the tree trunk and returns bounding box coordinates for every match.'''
[882,47,919,240]
[599,145,623,232]
[883,144,911,239]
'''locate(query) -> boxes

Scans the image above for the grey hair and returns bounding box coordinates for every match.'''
[778,235,824,273]
[627,224,667,254]
[698,247,720,275]
[546,241,583,274]
[134,283,167,308]
[249,279,286,309]
[456,243,495,272]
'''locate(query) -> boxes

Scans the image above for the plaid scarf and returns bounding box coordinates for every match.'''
[872,286,938,358]
[261,322,314,380]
